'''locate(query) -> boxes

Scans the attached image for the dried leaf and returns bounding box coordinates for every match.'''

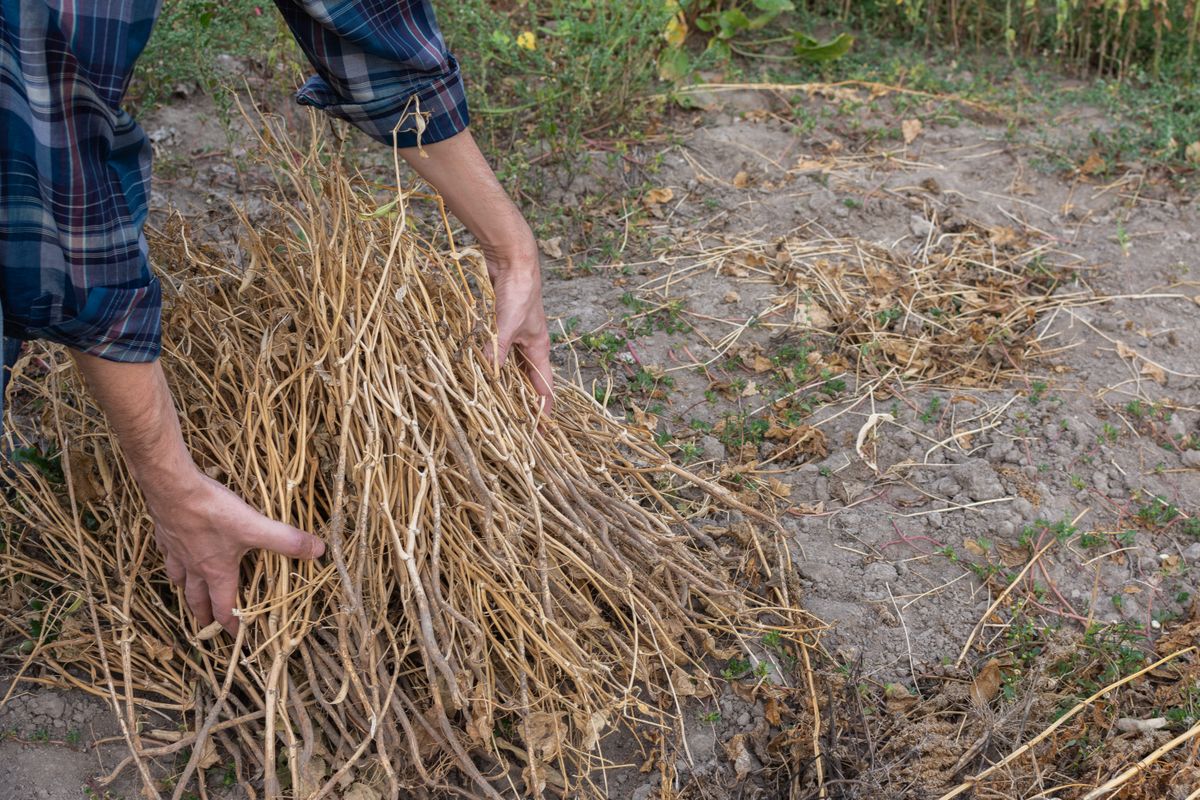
[733,170,751,188]
[855,413,894,474]
[631,405,659,430]
[143,636,174,665]
[723,733,754,780]
[988,226,1022,248]
[763,696,782,726]
[722,290,741,304]
[1140,360,1166,385]
[538,236,563,259]
[67,450,102,504]
[672,665,700,697]
[524,711,565,761]
[752,354,773,373]
[1186,141,1200,165]
[884,682,917,713]
[962,538,987,557]
[1115,340,1138,360]
[662,12,688,48]
[767,477,792,499]
[343,784,382,800]
[1080,151,1106,175]
[795,302,833,329]
[522,761,548,795]
[196,736,221,770]
[643,187,675,206]
[192,620,225,642]
[901,118,922,144]
[970,658,1002,705]
[578,709,609,751]
[792,425,829,458]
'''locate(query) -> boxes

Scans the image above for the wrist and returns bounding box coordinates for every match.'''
[130,451,206,510]
[482,232,539,273]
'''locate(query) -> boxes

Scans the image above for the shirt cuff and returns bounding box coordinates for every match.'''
[11,278,163,363]
[295,54,470,148]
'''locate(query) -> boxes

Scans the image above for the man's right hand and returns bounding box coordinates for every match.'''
[70,353,324,635]
[145,470,325,634]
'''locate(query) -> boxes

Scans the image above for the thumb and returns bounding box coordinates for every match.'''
[249,518,326,560]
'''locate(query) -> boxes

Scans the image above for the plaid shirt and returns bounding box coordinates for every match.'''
[0,0,468,410]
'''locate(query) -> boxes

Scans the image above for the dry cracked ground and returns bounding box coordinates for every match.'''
[2,76,1199,800]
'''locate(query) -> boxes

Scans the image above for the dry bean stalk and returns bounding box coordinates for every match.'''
[0,110,821,799]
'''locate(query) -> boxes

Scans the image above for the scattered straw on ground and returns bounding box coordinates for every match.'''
[640,218,1084,391]
[0,112,820,799]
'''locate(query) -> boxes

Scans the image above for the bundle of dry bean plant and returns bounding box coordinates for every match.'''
[0,113,819,800]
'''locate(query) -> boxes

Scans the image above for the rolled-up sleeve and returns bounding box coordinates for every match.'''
[1,0,162,371]
[274,0,470,147]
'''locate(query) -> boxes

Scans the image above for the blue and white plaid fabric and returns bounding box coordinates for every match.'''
[0,0,469,418]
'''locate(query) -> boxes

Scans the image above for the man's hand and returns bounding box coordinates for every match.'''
[486,241,554,413]
[71,354,325,634]
[145,471,324,633]
[399,128,555,413]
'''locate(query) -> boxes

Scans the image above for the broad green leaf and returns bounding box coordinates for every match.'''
[706,38,732,61]
[716,8,752,39]
[657,47,691,83]
[751,0,795,12]
[793,32,854,62]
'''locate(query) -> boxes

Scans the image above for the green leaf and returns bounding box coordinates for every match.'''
[751,0,795,12]
[11,446,63,484]
[657,47,692,83]
[748,11,782,30]
[793,32,854,62]
[715,9,752,39]
[706,38,732,61]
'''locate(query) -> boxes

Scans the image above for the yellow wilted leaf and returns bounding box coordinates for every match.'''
[1186,141,1200,165]
[663,12,688,48]
[516,31,536,51]
[732,170,751,188]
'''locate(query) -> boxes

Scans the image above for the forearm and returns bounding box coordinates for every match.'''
[69,352,197,497]
[399,128,536,266]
